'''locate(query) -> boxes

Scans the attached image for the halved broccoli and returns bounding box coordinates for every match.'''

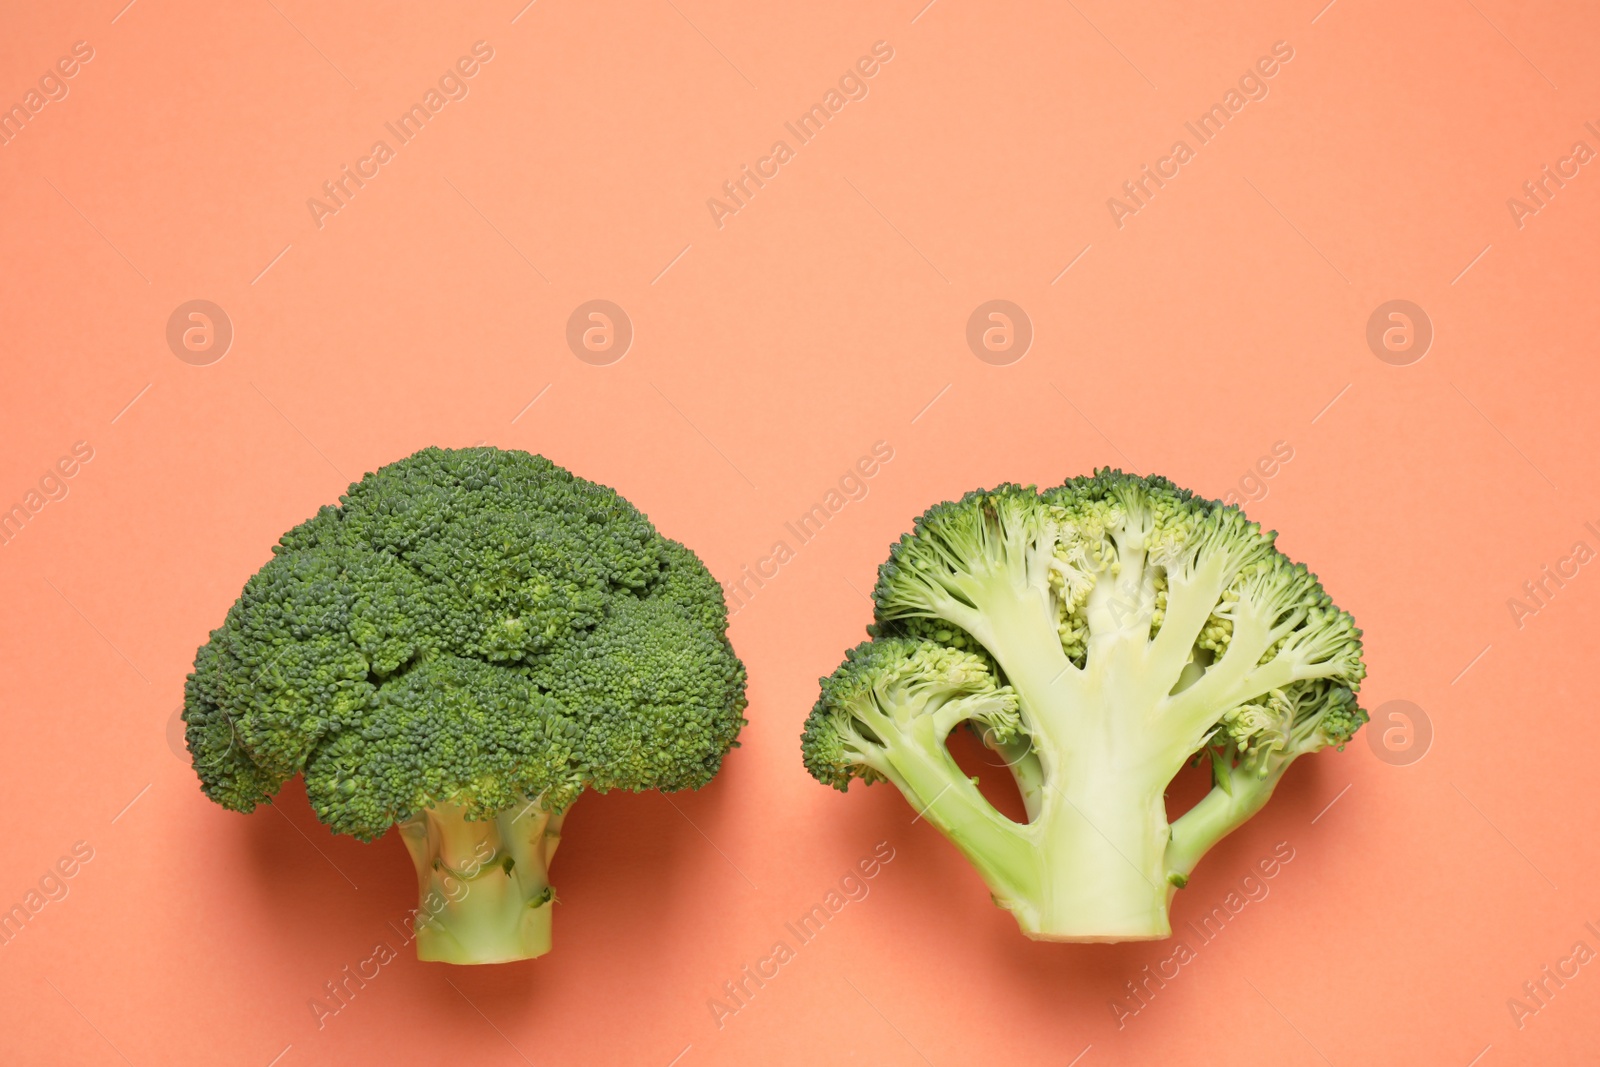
[801,470,1365,942]
[184,446,746,964]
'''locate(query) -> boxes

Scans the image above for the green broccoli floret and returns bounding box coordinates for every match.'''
[801,469,1365,942]
[184,446,746,964]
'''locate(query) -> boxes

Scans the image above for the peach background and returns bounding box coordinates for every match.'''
[2,1,1597,1064]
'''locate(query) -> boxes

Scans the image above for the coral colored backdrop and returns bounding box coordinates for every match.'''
[2,1,1597,1064]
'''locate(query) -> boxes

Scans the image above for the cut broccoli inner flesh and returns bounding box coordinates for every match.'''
[801,471,1367,941]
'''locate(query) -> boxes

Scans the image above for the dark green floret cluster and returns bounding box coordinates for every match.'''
[183,446,746,963]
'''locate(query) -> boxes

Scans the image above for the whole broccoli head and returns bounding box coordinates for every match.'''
[801,470,1365,942]
[184,446,746,964]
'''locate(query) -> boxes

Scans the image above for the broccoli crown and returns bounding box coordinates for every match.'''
[1214,681,1365,776]
[802,636,1022,790]
[804,469,1366,790]
[184,446,747,840]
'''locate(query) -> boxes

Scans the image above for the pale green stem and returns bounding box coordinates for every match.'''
[397,799,567,965]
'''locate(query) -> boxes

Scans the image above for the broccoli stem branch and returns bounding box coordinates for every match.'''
[1147,558,1230,691]
[1015,764,1174,941]
[873,716,1040,910]
[397,799,567,964]
[1164,761,1285,881]
[982,731,1046,821]
[969,587,1079,736]
[890,717,1176,940]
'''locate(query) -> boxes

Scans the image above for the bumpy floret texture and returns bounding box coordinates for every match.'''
[184,447,746,840]
[811,469,1367,792]
[802,636,1022,790]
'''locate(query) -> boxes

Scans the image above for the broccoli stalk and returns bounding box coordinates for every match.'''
[802,473,1366,942]
[183,447,747,964]
[397,801,567,964]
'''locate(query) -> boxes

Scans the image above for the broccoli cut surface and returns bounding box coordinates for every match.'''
[801,470,1365,941]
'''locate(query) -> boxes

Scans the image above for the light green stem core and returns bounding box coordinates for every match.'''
[883,539,1331,942]
[397,799,566,965]
[1022,774,1173,941]
[957,750,1291,941]
[1165,760,1285,881]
